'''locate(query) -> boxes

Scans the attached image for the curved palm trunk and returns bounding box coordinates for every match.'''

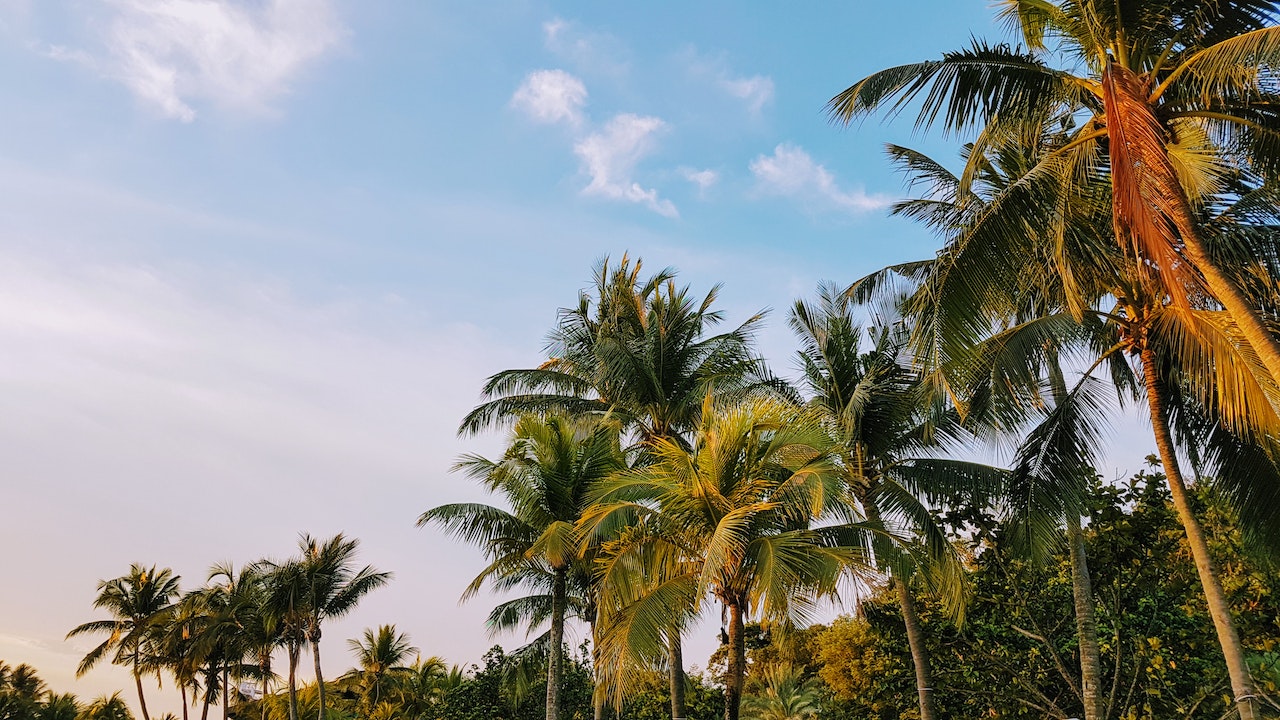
[133,659,152,720]
[310,630,326,720]
[894,579,937,720]
[1142,346,1259,720]
[668,634,686,720]
[722,602,745,720]
[547,568,568,720]
[1066,515,1104,720]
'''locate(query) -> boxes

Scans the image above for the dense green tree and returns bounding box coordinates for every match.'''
[342,625,417,713]
[67,566,181,720]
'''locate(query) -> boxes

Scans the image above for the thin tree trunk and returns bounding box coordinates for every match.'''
[287,643,299,720]
[723,602,745,720]
[862,497,938,720]
[200,676,212,720]
[311,630,326,720]
[1142,345,1259,720]
[1066,514,1105,720]
[590,617,605,720]
[895,579,938,720]
[133,660,151,720]
[181,683,190,720]
[668,634,686,720]
[547,568,568,720]
[222,667,230,720]
[261,656,270,720]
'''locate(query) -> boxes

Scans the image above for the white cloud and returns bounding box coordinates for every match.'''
[749,143,890,214]
[59,0,344,122]
[679,167,718,196]
[574,114,677,218]
[510,69,587,127]
[541,16,628,76]
[720,74,774,115]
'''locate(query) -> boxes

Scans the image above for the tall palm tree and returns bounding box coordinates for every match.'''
[865,130,1280,718]
[789,287,1007,720]
[273,534,389,720]
[830,0,1280,387]
[68,565,181,720]
[189,563,265,720]
[459,255,774,720]
[420,413,624,720]
[344,625,418,712]
[260,560,308,720]
[583,398,866,720]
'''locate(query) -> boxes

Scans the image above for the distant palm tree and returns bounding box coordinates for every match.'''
[68,565,181,720]
[39,693,81,720]
[77,693,134,720]
[741,665,821,720]
[344,625,418,711]
[265,534,389,720]
[421,413,624,720]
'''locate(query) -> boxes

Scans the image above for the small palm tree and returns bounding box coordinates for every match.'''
[39,693,81,720]
[421,413,624,720]
[344,625,418,712]
[265,534,389,720]
[741,665,821,720]
[77,694,134,720]
[68,565,181,720]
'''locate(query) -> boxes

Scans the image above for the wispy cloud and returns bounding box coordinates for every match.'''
[510,69,587,128]
[50,0,344,122]
[720,74,773,115]
[683,48,774,116]
[574,114,677,218]
[750,143,890,214]
[542,17,628,76]
[679,167,718,196]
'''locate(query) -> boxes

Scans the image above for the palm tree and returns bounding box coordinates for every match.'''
[740,665,821,720]
[420,413,625,720]
[830,0,1280,388]
[77,694,133,720]
[864,131,1280,719]
[344,625,418,712]
[583,398,866,720]
[789,287,1007,720]
[273,534,390,720]
[189,563,265,720]
[459,255,775,720]
[68,565,181,720]
[39,694,81,720]
[260,560,308,720]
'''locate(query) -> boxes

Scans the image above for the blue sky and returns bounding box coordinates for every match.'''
[0,0,1156,710]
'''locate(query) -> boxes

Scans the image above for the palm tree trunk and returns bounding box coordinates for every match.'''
[1142,345,1259,720]
[133,660,152,720]
[261,656,271,720]
[723,602,745,720]
[894,579,938,720]
[311,630,326,720]
[181,683,190,720]
[863,496,937,720]
[668,634,686,720]
[590,617,605,720]
[287,643,299,720]
[222,667,230,720]
[1065,514,1105,720]
[201,679,212,720]
[547,568,568,720]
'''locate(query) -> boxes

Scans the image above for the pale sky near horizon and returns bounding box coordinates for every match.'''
[0,1,1159,713]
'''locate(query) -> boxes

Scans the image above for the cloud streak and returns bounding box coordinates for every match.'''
[750,143,890,215]
[55,0,344,121]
